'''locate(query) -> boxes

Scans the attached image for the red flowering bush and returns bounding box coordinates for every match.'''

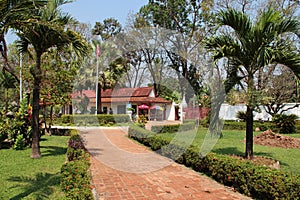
[61,131,93,199]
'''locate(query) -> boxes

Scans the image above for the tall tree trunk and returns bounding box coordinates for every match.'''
[245,74,254,159]
[245,105,254,159]
[31,53,42,158]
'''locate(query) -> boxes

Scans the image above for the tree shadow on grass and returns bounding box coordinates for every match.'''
[39,138,48,142]
[213,147,274,158]
[8,172,61,200]
[212,147,244,156]
[254,151,274,158]
[40,146,67,157]
[212,148,289,167]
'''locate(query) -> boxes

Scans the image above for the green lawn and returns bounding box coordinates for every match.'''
[159,128,300,174]
[0,135,69,200]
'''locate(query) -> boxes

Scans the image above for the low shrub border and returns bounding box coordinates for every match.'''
[151,121,197,133]
[60,131,93,200]
[128,125,300,199]
[54,114,131,126]
[222,121,273,131]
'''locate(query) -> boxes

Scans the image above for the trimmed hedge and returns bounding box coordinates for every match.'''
[151,121,197,133]
[54,114,131,126]
[222,121,273,131]
[61,132,93,200]
[128,125,300,199]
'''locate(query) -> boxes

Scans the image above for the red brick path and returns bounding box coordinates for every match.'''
[79,127,251,200]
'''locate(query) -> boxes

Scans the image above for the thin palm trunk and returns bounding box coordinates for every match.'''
[245,74,254,159]
[31,53,42,158]
[245,105,254,159]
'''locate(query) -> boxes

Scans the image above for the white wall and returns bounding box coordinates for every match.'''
[220,103,300,121]
[166,102,176,120]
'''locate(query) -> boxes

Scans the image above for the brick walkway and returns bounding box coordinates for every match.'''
[79,127,251,200]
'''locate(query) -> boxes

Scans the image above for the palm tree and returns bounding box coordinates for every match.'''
[10,0,89,158]
[0,0,46,81]
[206,8,300,159]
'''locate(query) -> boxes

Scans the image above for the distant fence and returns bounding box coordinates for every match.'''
[183,103,300,121]
[220,103,300,121]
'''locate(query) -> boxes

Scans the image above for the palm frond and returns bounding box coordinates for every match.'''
[217,8,252,38]
[206,35,242,60]
[273,50,300,79]
[277,18,300,38]
[0,0,47,32]
[206,7,300,93]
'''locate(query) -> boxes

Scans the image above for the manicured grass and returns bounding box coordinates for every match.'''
[0,135,69,200]
[159,128,300,174]
[285,133,300,139]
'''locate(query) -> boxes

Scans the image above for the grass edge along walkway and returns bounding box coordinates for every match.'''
[0,135,69,200]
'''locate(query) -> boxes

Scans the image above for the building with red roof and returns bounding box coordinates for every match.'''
[71,87,178,121]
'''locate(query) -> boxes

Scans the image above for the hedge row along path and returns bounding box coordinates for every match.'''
[79,127,251,200]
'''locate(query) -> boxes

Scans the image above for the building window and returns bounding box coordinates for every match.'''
[117,105,126,114]
[103,107,108,114]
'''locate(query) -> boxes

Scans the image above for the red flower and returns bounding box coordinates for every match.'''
[227,176,231,181]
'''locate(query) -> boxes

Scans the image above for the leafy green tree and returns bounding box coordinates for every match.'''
[0,0,46,81]
[39,48,80,132]
[7,0,89,158]
[92,20,129,114]
[92,18,122,41]
[206,8,300,159]
[138,0,214,102]
[0,71,17,112]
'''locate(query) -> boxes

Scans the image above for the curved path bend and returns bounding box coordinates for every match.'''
[79,127,251,200]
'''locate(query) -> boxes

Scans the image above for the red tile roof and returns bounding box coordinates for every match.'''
[71,87,170,104]
[102,87,153,98]
[102,96,170,104]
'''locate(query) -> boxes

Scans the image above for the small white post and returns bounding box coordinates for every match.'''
[19,53,22,102]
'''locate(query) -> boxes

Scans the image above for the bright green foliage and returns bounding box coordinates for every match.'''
[273,114,298,133]
[0,97,31,149]
[151,121,197,133]
[8,0,90,158]
[53,114,131,126]
[0,120,8,146]
[128,125,300,199]
[137,0,214,101]
[61,131,93,200]
[92,18,122,40]
[222,121,272,131]
[206,8,300,158]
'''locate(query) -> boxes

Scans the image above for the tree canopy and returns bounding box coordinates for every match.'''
[206,8,300,159]
[1,0,89,158]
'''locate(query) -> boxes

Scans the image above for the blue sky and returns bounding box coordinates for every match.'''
[6,0,148,43]
[61,0,148,25]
